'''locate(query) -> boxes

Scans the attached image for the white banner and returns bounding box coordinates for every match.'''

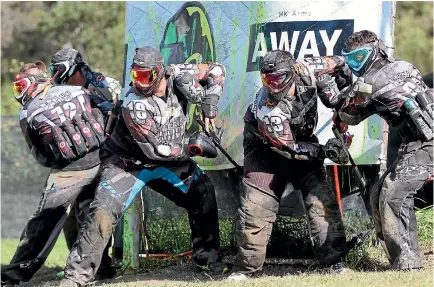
[124,1,395,169]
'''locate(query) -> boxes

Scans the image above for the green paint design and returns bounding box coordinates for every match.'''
[186,6,214,61]
[159,3,215,136]
[123,200,138,269]
[148,5,162,48]
[186,103,200,131]
[163,23,177,45]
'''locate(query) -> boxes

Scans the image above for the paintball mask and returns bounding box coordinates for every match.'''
[50,48,85,84]
[260,50,296,103]
[342,40,387,77]
[130,46,166,97]
[13,72,50,106]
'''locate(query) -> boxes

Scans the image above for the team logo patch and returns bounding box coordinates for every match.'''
[59,141,67,152]
[93,123,102,132]
[82,127,91,136]
[96,75,105,82]
[72,133,82,145]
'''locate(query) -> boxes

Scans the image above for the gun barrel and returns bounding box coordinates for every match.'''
[332,125,366,189]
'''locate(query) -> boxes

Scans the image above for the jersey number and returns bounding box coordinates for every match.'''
[50,95,87,123]
[127,101,147,120]
[263,116,283,133]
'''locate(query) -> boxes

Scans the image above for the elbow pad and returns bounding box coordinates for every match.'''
[174,71,205,103]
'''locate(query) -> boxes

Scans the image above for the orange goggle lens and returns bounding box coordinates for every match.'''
[130,69,158,87]
[12,78,30,95]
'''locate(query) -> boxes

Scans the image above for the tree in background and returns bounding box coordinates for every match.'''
[0,1,432,116]
[395,1,433,75]
[1,1,125,115]
[40,2,125,80]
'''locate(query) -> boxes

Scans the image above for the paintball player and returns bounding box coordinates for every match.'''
[59,46,227,287]
[50,47,122,115]
[331,30,433,271]
[228,50,352,281]
[1,61,110,286]
[50,48,122,277]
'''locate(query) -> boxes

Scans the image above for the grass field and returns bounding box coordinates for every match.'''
[1,208,433,287]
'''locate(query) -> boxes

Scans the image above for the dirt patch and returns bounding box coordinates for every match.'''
[23,246,434,287]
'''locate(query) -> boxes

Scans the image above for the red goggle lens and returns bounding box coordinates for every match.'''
[130,68,158,87]
[12,78,30,95]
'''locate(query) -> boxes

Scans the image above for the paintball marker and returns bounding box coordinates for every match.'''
[196,118,243,174]
[105,100,123,136]
[332,125,367,190]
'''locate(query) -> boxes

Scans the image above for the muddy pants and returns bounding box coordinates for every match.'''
[63,197,113,272]
[1,165,101,282]
[64,154,220,285]
[371,140,433,270]
[233,147,347,274]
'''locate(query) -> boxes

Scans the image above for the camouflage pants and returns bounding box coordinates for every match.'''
[233,147,347,274]
[371,140,433,270]
[1,165,100,282]
[65,153,220,285]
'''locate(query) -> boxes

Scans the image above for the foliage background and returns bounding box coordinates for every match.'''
[0,1,433,238]
[1,2,126,115]
[1,2,433,116]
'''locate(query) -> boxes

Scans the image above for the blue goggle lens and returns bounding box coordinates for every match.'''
[342,47,373,71]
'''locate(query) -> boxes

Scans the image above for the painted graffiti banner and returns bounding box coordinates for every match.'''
[123,1,395,169]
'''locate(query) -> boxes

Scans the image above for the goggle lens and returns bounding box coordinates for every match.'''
[130,68,158,87]
[49,62,69,83]
[12,79,29,96]
[342,47,373,71]
[261,69,294,90]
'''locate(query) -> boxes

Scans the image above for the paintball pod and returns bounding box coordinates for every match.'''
[332,125,367,190]
[194,118,243,174]
[404,91,434,142]
[51,108,106,161]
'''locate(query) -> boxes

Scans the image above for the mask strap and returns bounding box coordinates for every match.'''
[31,77,53,98]
[377,39,388,57]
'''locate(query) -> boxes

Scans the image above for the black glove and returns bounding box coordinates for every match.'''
[201,94,219,119]
[271,142,325,161]
[335,65,352,90]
